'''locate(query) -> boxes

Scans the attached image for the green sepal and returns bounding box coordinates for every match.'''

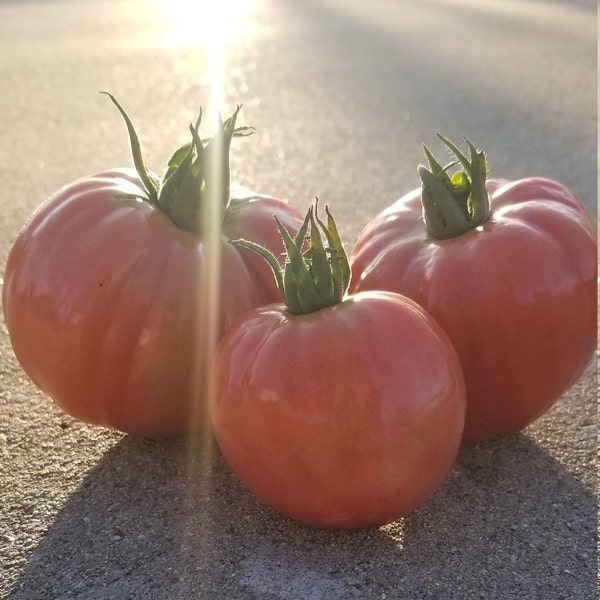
[305,208,334,307]
[163,141,194,184]
[231,237,286,301]
[279,210,322,313]
[103,93,254,235]
[101,92,159,205]
[419,134,491,240]
[316,205,351,302]
[232,201,351,315]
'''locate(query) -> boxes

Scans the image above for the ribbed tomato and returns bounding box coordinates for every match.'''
[350,136,597,440]
[212,205,466,528]
[2,96,303,436]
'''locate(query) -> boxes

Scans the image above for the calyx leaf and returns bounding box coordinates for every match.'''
[419,134,491,240]
[233,200,351,315]
[102,92,254,235]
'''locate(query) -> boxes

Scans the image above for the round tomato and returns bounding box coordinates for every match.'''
[211,205,466,528]
[350,136,597,440]
[1,97,303,436]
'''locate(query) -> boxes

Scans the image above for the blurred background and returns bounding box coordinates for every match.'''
[0,0,596,250]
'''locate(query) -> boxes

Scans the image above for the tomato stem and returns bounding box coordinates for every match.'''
[419,135,491,240]
[102,92,254,235]
[233,201,351,314]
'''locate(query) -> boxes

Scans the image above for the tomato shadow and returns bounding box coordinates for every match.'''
[7,429,596,600]
[397,433,597,598]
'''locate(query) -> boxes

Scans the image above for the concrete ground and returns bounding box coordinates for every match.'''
[0,0,596,598]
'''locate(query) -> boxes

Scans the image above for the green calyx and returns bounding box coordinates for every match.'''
[418,134,491,240]
[102,92,254,235]
[234,201,351,315]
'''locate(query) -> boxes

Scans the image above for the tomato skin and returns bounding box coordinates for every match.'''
[350,177,597,440]
[211,291,466,529]
[224,188,303,293]
[2,168,303,436]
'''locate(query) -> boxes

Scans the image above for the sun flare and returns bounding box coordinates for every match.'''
[147,0,263,497]
[156,0,260,48]
[154,0,260,121]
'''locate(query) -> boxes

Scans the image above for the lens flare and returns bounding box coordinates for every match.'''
[156,0,259,48]
[150,0,260,544]
[154,0,260,122]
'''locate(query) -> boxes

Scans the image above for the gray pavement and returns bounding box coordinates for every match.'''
[0,0,597,598]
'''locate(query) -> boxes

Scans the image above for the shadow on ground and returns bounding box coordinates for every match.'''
[7,425,596,600]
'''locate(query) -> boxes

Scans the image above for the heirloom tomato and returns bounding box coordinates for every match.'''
[2,94,303,436]
[350,135,597,440]
[211,204,466,529]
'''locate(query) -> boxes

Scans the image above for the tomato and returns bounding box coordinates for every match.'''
[350,136,597,440]
[1,95,303,436]
[211,205,466,528]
